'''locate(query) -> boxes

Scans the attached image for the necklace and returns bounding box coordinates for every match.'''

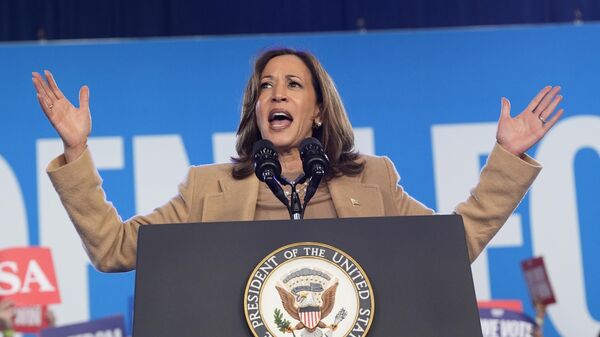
[284,181,309,198]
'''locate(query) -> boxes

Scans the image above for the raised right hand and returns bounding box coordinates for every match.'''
[0,300,15,330]
[32,70,91,163]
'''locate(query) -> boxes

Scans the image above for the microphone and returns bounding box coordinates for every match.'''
[299,137,329,207]
[252,139,289,209]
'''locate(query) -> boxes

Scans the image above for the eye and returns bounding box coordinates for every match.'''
[288,80,302,88]
[260,82,272,89]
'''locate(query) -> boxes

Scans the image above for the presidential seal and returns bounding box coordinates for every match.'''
[244,242,374,337]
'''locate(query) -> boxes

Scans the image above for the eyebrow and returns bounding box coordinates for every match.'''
[261,74,304,82]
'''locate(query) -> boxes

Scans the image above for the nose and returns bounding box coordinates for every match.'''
[271,83,287,102]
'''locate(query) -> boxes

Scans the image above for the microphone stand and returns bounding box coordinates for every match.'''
[290,185,302,220]
[280,174,309,220]
[262,170,289,211]
[302,167,324,217]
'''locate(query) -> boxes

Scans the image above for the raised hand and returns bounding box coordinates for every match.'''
[32,70,91,162]
[496,86,564,157]
[0,300,15,330]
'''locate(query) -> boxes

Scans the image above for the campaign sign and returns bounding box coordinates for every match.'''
[479,308,537,337]
[521,257,556,305]
[0,247,61,306]
[12,305,51,333]
[40,315,125,337]
[478,300,524,313]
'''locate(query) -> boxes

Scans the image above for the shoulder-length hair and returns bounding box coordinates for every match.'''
[232,48,364,179]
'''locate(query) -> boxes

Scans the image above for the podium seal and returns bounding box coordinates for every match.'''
[244,242,374,337]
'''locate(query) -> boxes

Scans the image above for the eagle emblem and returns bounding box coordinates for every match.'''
[244,243,373,337]
[274,268,346,336]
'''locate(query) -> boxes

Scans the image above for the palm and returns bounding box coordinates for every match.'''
[46,96,91,148]
[32,70,91,155]
[496,86,564,156]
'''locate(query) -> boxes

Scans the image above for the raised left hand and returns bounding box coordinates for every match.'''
[496,86,564,157]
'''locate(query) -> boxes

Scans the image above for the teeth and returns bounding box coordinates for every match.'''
[269,111,292,122]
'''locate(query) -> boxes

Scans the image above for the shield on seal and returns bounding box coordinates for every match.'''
[299,306,321,329]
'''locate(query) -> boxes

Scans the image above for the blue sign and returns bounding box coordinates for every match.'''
[480,308,536,337]
[40,316,125,337]
[1,23,599,337]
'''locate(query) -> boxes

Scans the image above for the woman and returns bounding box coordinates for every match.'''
[32,48,563,272]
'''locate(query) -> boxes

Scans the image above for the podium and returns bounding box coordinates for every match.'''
[132,215,483,337]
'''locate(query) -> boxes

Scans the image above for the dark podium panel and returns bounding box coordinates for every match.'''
[132,215,483,337]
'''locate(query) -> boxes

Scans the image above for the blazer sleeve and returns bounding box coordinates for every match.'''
[386,143,541,262]
[47,148,195,272]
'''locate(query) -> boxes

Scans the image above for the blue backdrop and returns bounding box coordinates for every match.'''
[1,23,599,336]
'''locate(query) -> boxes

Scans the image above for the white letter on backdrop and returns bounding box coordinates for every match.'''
[37,137,124,324]
[432,123,524,300]
[132,135,190,215]
[531,115,600,335]
[0,155,29,248]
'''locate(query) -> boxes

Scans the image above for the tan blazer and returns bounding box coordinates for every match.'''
[47,143,541,272]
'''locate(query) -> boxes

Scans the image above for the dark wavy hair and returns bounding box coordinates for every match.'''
[232,48,364,179]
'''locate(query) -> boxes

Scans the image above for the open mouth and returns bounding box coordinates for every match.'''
[268,110,293,129]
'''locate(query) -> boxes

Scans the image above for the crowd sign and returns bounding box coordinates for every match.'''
[0,247,61,306]
[12,305,52,333]
[40,315,125,337]
[522,257,556,305]
[479,308,537,337]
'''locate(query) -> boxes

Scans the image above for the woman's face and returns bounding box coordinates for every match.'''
[256,55,320,152]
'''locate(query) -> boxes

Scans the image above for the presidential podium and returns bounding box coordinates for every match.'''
[132,215,483,337]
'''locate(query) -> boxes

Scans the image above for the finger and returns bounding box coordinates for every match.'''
[539,94,563,120]
[0,300,13,309]
[31,73,46,95]
[79,85,90,110]
[38,70,59,101]
[32,74,53,102]
[44,70,66,99]
[36,93,55,117]
[542,108,564,131]
[533,86,561,115]
[526,86,552,112]
[500,97,511,121]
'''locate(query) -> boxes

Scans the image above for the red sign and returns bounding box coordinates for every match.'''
[521,256,556,305]
[478,300,524,313]
[0,247,61,306]
[12,305,51,333]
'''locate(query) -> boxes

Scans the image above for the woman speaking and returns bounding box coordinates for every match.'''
[32,48,563,272]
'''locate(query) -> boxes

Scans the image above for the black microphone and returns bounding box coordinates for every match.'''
[252,140,289,209]
[299,137,329,207]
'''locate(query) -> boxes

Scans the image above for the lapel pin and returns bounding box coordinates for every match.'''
[350,198,360,206]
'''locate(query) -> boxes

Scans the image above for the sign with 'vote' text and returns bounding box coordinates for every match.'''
[0,247,61,305]
[41,315,125,337]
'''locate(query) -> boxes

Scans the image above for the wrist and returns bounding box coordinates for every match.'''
[497,141,526,159]
[535,316,544,326]
[64,143,87,163]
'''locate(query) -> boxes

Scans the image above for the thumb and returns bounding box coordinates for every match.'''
[500,97,511,121]
[79,85,90,110]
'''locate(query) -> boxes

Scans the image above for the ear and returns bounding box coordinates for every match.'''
[313,106,322,124]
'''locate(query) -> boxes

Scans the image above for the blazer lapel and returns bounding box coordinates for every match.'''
[328,175,385,218]
[202,175,259,222]
[201,171,385,221]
